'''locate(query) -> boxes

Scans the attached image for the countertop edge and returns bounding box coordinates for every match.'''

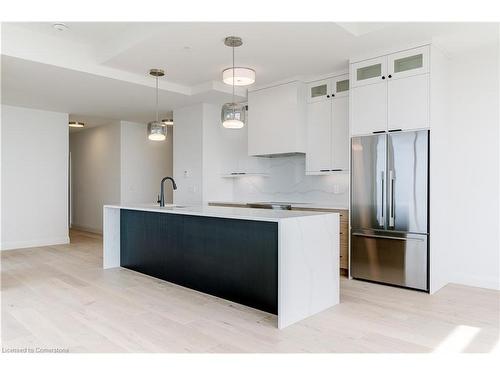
[104,204,339,223]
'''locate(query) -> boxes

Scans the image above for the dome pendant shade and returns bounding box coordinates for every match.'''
[147,120,166,141]
[221,102,245,129]
[222,67,255,86]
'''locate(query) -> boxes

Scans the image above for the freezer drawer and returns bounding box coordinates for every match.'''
[351,231,428,291]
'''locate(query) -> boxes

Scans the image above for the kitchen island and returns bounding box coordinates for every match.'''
[103,204,339,328]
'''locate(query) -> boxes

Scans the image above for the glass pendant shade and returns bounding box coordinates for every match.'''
[221,102,245,129]
[147,68,166,141]
[222,67,255,86]
[147,120,167,141]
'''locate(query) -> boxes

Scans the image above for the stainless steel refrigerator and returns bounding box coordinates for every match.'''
[350,130,429,291]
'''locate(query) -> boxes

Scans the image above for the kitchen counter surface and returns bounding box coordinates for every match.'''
[104,203,336,222]
[208,201,349,211]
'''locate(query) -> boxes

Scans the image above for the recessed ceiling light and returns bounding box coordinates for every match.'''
[53,23,69,32]
[69,121,84,128]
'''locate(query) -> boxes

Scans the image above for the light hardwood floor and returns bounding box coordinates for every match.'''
[1,230,499,353]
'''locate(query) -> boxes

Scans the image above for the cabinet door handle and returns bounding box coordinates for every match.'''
[382,76,386,80]
[373,130,386,134]
[320,169,330,172]
[388,75,392,78]
[388,129,402,132]
[327,95,330,98]
[332,93,335,97]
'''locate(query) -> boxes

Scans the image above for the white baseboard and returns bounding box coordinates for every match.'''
[1,236,70,251]
[450,274,500,291]
[70,224,103,235]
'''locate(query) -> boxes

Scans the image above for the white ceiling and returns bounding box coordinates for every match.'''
[2,22,499,126]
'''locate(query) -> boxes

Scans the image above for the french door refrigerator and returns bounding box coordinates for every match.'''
[350,130,429,291]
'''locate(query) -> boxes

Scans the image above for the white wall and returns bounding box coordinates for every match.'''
[173,103,204,205]
[120,121,173,205]
[439,41,500,290]
[201,103,235,202]
[69,122,121,233]
[1,105,69,250]
[70,121,173,233]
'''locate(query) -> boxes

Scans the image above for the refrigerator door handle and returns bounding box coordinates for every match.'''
[380,171,385,224]
[352,232,425,242]
[389,170,395,227]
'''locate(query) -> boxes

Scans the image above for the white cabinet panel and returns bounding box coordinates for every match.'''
[248,81,306,156]
[351,56,387,88]
[388,73,430,131]
[351,82,387,135]
[388,46,429,80]
[331,96,349,170]
[306,100,332,172]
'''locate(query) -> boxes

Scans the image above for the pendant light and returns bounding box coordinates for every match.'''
[221,36,247,129]
[147,68,167,141]
[222,68,255,86]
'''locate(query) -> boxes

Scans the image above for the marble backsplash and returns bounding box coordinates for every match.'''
[232,155,349,208]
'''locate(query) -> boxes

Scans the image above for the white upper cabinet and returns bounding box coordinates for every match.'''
[307,79,331,103]
[306,74,349,174]
[248,81,306,156]
[388,46,429,79]
[332,76,350,98]
[351,80,387,135]
[351,56,387,88]
[350,45,431,136]
[331,96,349,170]
[388,73,429,131]
[306,99,332,172]
[307,76,350,103]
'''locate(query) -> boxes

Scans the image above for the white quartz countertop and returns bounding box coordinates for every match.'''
[104,204,337,222]
[208,201,349,211]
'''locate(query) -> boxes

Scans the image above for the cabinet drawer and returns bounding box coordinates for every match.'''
[340,220,348,233]
[340,248,349,269]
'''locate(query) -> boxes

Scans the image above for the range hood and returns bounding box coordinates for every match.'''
[247,81,307,157]
[253,152,305,158]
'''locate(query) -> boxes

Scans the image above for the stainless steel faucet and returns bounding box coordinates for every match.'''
[159,177,177,207]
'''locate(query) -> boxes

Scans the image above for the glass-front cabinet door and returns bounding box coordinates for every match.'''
[332,74,349,98]
[351,56,387,88]
[307,79,330,103]
[388,46,429,79]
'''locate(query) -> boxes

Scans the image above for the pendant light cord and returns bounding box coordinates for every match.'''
[232,44,235,116]
[155,76,159,122]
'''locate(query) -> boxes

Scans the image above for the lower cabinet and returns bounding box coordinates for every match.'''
[120,210,278,314]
